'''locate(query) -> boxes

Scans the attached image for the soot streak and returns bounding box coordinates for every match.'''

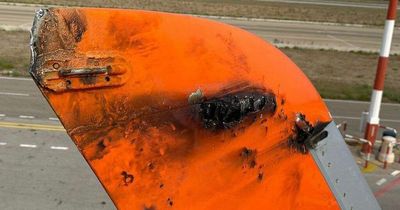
[197,91,276,130]
[290,113,330,154]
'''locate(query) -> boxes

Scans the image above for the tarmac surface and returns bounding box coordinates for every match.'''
[1,3,400,53]
[0,76,399,209]
[1,2,400,209]
[258,0,397,9]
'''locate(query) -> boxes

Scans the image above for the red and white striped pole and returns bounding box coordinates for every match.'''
[362,0,398,154]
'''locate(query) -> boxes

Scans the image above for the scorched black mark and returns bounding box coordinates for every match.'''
[197,90,276,130]
[121,171,134,186]
[290,113,330,154]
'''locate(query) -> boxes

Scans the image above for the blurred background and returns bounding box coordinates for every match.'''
[0,0,399,209]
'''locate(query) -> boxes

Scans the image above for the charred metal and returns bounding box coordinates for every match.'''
[240,147,254,158]
[258,172,264,181]
[167,198,173,206]
[143,206,156,210]
[197,91,276,130]
[121,171,134,186]
[290,113,330,154]
[240,147,257,168]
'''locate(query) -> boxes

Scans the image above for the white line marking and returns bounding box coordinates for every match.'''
[332,116,400,123]
[333,116,359,120]
[327,34,359,48]
[19,144,37,148]
[0,114,5,117]
[324,99,400,107]
[48,117,59,121]
[0,92,29,97]
[0,142,7,146]
[19,115,35,119]
[0,76,31,81]
[391,170,400,177]
[376,178,387,186]
[378,119,400,123]
[50,146,69,150]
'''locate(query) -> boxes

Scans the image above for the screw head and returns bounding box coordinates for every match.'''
[37,9,45,18]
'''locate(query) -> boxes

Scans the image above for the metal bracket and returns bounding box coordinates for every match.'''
[29,8,127,92]
[310,121,381,210]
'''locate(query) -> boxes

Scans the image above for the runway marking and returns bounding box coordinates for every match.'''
[0,114,5,117]
[50,146,69,150]
[327,34,359,48]
[19,115,35,119]
[0,91,29,96]
[375,176,400,198]
[19,144,37,148]
[0,141,69,150]
[48,117,59,121]
[376,178,387,186]
[333,116,359,120]
[333,115,400,123]
[0,121,65,131]
[0,76,31,81]
[361,163,377,173]
[324,98,400,107]
[391,170,400,177]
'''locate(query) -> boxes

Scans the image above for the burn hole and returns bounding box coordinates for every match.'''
[240,147,257,169]
[121,171,134,186]
[197,91,276,130]
[290,113,330,154]
[258,172,264,181]
[167,198,173,207]
[144,206,156,210]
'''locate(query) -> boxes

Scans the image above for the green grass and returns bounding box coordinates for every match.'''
[314,81,400,103]
[0,59,14,69]
[0,30,398,103]
[316,82,373,101]
[281,47,400,103]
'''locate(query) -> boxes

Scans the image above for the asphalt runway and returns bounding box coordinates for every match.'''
[0,76,399,209]
[258,0,395,9]
[1,2,400,209]
[1,76,399,134]
[0,120,115,210]
[1,3,400,53]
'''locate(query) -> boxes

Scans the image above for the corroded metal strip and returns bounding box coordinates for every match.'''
[59,67,109,76]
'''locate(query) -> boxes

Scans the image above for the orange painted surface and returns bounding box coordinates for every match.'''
[31,8,339,210]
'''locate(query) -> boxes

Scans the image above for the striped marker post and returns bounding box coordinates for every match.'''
[362,0,398,154]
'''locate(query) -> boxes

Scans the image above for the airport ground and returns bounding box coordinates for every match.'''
[1,3,400,102]
[1,0,399,25]
[0,76,399,209]
[0,1,400,209]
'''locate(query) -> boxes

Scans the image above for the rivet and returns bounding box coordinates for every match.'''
[52,63,60,69]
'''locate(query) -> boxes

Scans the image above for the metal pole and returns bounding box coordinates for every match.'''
[383,144,390,169]
[362,0,398,154]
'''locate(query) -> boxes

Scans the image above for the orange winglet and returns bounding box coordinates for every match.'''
[30,8,339,210]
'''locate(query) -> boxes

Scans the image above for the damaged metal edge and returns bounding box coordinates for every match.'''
[59,67,109,76]
[310,122,381,210]
[29,8,48,84]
